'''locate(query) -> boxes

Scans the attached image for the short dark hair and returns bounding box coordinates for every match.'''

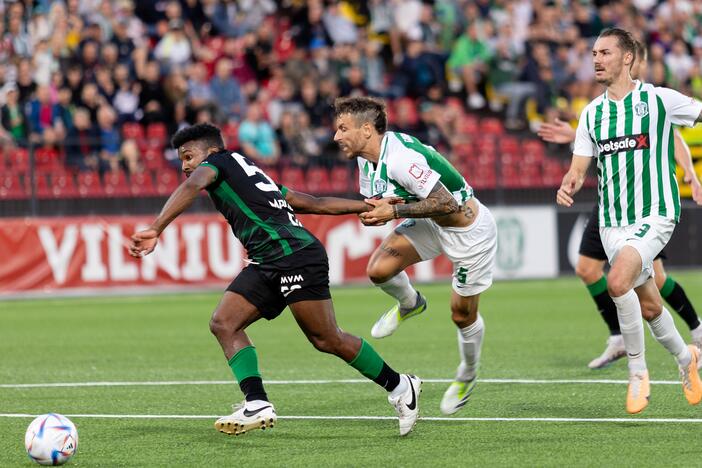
[171,123,225,150]
[333,96,387,134]
[598,28,636,59]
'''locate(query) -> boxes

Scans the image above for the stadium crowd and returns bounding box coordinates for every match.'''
[0,0,701,196]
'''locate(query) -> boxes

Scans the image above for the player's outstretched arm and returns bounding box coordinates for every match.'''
[537,118,576,144]
[557,155,591,207]
[360,182,458,224]
[284,187,372,215]
[128,166,216,257]
[673,129,702,205]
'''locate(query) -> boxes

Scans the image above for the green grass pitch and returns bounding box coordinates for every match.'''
[2,272,702,466]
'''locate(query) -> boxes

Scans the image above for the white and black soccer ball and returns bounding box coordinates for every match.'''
[25,413,78,466]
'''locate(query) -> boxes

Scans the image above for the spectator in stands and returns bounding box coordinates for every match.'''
[97,105,121,172]
[0,83,28,144]
[7,13,32,57]
[238,101,279,167]
[487,39,535,130]
[154,19,192,71]
[268,78,303,129]
[79,39,101,83]
[391,37,446,98]
[79,82,103,125]
[95,66,116,103]
[447,22,492,109]
[186,62,213,110]
[120,138,142,175]
[65,107,99,172]
[112,63,140,123]
[15,58,37,105]
[278,110,322,167]
[53,87,74,136]
[340,65,368,97]
[138,60,169,125]
[27,85,59,144]
[110,19,135,62]
[209,58,246,121]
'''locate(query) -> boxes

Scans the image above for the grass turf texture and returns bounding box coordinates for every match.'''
[2,272,702,466]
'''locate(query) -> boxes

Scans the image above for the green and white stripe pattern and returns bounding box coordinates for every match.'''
[358,132,473,204]
[581,82,679,227]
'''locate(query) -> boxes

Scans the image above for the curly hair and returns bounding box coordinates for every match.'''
[333,96,387,134]
[171,123,225,150]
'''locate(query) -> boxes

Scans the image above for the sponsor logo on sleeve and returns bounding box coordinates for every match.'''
[409,164,424,179]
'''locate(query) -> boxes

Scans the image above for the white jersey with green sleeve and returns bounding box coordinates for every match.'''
[574,80,702,227]
[358,132,473,204]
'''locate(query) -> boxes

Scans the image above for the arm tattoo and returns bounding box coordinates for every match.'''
[394,183,459,218]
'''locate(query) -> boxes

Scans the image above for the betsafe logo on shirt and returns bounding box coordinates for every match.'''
[597,133,650,156]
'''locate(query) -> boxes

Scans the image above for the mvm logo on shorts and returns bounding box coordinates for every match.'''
[597,133,650,156]
[281,274,304,297]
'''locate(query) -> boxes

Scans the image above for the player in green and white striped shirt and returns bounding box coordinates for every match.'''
[284,96,497,415]
[558,28,702,415]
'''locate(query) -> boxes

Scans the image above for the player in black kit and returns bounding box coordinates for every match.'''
[128,124,421,437]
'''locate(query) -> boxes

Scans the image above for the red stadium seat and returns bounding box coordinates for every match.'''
[458,114,479,135]
[103,170,131,196]
[34,171,52,198]
[50,171,78,198]
[280,167,306,192]
[130,171,156,196]
[479,117,504,135]
[121,122,145,140]
[77,171,105,198]
[305,167,331,193]
[7,148,30,172]
[142,148,166,169]
[146,123,168,141]
[34,148,62,170]
[0,173,27,199]
[154,169,180,196]
[329,166,351,193]
[222,122,240,149]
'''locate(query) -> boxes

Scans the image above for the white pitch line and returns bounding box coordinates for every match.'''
[0,378,682,389]
[1,413,702,424]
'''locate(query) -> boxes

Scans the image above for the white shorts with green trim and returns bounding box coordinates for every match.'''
[599,216,675,288]
[394,201,497,297]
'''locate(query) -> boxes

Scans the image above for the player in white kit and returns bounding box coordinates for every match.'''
[557,28,702,414]
[283,96,497,415]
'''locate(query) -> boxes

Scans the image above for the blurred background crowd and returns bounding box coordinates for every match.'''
[1,0,702,203]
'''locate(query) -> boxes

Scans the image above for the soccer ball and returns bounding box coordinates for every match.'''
[25,413,78,466]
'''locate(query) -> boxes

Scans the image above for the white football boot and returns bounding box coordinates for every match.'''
[588,335,626,369]
[371,292,427,339]
[388,374,421,436]
[440,377,477,415]
[214,400,276,436]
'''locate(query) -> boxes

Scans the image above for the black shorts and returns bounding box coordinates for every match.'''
[226,241,331,320]
[579,205,667,261]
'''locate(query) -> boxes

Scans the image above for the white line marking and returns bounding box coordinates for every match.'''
[0,378,681,389]
[1,413,702,423]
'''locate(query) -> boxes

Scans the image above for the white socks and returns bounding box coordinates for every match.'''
[376,271,417,309]
[647,307,691,367]
[456,314,484,382]
[612,290,647,373]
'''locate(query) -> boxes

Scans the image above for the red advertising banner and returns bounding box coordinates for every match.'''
[0,214,452,295]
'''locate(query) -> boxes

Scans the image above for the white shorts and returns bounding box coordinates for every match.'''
[599,216,675,288]
[395,201,497,296]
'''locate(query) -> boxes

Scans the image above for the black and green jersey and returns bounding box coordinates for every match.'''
[200,150,316,263]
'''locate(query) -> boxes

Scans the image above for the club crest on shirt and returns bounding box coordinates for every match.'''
[409,164,424,179]
[373,179,387,194]
[634,101,648,118]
